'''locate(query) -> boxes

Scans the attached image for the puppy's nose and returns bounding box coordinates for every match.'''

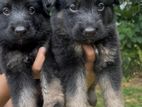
[84,27,96,36]
[15,26,26,34]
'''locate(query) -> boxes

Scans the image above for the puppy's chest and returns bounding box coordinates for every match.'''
[2,48,37,72]
[52,40,85,67]
[95,43,118,69]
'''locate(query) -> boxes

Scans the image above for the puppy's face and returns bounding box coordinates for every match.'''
[0,0,50,47]
[48,0,119,43]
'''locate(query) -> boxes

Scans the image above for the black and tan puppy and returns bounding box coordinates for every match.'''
[42,0,89,107]
[0,0,51,107]
[42,0,124,107]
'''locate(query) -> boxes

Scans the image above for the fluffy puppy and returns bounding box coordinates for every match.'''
[0,0,51,107]
[43,0,124,107]
[42,0,89,107]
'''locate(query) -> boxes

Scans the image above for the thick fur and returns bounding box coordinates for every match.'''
[42,0,89,107]
[0,0,51,107]
[43,0,124,107]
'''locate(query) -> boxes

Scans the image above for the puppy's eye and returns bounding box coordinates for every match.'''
[29,6,36,15]
[97,3,105,12]
[69,4,78,13]
[3,7,10,16]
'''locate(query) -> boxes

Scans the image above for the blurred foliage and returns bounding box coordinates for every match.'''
[115,0,142,77]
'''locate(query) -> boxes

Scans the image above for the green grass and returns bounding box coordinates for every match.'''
[95,85,142,107]
[123,87,142,107]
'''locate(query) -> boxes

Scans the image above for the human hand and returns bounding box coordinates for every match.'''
[0,45,96,107]
[32,47,46,79]
[83,44,96,71]
[32,45,96,79]
[82,44,96,87]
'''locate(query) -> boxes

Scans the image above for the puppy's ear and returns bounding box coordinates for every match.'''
[103,0,120,6]
[42,0,56,10]
[54,0,66,10]
[113,0,120,5]
[42,0,65,11]
[42,0,57,16]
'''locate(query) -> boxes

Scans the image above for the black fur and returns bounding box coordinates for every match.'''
[43,0,123,107]
[0,0,51,107]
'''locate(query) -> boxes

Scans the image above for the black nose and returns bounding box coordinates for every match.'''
[15,26,27,34]
[84,27,96,36]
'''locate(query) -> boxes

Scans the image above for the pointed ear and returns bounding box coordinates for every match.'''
[42,0,56,10]
[114,0,120,5]
[42,0,65,11]
[54,0,66,10]
[103,0,120,6]
[42,0,57,16]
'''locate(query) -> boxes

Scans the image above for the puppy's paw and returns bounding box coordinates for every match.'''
[7,54,24,70]
[88,89,97,106]
[43,96,64,107]
[43,102,64,107]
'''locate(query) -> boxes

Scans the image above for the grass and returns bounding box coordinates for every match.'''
[123,87,142,107]
[95,74,142,107]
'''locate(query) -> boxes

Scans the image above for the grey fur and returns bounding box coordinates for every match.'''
[66,71,88,107]
[41,73,64,107]
[42,0,123,107]
[0,0,51,107]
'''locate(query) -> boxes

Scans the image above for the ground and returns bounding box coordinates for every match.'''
[96,72,142,107]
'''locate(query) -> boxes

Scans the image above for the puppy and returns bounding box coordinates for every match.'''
[42,0,89,107]
[43,0,124,107]
[0,0,51,107]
